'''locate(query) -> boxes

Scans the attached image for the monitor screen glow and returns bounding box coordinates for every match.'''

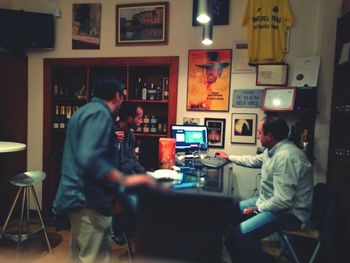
[171,125,208,153]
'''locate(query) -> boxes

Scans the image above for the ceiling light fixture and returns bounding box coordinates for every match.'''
[202,22,213,45]
[196,0,211,24]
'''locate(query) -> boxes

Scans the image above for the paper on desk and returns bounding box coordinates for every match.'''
[291,56,321,87]
[147,169,180,180]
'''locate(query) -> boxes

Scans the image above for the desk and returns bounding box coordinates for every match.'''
[174,162,233,198]
[0,141,26,153]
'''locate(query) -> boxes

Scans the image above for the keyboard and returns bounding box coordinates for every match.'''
[201,156,228,168]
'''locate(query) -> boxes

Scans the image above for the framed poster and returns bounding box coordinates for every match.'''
[116,2,168,45]
[192,0,230,26]
[72,3,101,49]
[204,118,226,148]
[262,87,296,112]
[256,64,288,86]
[231,113,257,144]
[187,49,232,111]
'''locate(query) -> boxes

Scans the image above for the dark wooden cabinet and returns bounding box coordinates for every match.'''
[327,12,350,239]
[42,56,179,215]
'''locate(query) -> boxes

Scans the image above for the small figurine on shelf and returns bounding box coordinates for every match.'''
[75,84,87,99]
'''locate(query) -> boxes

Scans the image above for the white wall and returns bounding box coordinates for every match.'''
[1,0,342,201]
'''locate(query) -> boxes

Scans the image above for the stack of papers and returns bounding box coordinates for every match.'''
[147,169,181,180]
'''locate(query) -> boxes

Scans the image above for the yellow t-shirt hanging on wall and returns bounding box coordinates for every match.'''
[242,0,294,64]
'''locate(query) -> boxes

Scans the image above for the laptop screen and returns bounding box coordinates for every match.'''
[171,125,208,154]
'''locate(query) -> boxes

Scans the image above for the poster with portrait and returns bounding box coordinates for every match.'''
[231,113,257,144]
[187,49,232,111]
[204,118,226,148]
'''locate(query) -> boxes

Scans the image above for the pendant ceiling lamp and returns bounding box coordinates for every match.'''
[196,0,211,24]
[202,22,213,45]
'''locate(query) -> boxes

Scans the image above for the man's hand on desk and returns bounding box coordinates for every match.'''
[242,206,259,216]
[215,151,229,159]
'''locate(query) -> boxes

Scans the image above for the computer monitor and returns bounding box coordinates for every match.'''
[171,125,208,153]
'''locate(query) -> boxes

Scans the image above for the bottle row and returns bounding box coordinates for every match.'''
[52,81,88,99]
[52,105,79,129]
[133,77,169,101]
[334,147,350,161]
[135,114,168,134]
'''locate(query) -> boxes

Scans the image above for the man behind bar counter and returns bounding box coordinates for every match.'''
[52,76,155,263]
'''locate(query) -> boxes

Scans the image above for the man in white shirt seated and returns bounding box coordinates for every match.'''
[216,115,313,263]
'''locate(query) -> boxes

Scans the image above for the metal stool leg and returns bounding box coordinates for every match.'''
[17,186,27,259]
[30,185,52,254]
[282,233,300,263]
[0,187,23,240]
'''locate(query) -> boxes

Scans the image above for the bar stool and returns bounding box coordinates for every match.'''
[0,171,52,256]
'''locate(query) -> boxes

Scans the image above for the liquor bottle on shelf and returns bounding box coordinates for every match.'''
[156,84,162,100]
[135,77,142,100]
[53,81,59,96]
[163,77,169,100]
[142,82,148,100]
[53,105,60,129]
[148,83,156,100]
[59,105,66,129]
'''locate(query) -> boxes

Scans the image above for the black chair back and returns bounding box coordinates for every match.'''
[135,189,232,262]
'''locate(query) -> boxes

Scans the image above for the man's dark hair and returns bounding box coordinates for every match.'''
[93,76,124,100]
[119,103,142,121]
[262,115,289,142]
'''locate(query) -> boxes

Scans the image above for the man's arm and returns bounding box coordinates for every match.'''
[216,151,264,168]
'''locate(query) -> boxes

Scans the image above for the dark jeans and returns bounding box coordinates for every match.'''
[225,197,302,263]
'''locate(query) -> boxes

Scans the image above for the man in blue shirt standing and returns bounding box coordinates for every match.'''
[216,115,313,263]
[53,77,155,263]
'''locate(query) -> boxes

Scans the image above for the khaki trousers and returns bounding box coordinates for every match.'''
[68,208,112,263]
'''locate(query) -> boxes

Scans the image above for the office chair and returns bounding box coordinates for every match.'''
[277,183,335,263]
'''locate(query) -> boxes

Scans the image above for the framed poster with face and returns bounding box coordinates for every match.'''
[231,113,257,144]
[187,49,232,111]
[204,118,226,148]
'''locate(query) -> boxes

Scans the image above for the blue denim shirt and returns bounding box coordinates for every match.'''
[52,97,122,216]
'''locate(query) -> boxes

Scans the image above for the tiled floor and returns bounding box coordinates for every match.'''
[0,227,131,263]
[0,228,289,263]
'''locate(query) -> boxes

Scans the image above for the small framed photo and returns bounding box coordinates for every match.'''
[231,113,257,144]
[183,117,200,126]
[204,118,226,148]
[256,64,289,86]
[262,87,296,112]
[116,2,168,46]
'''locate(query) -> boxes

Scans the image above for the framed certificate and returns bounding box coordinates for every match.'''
[256,64,288,86]
[262,87,296,112]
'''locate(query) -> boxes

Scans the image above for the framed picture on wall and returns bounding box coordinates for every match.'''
[204,118,226,148]
[72,3,102,49]
[231,113,257,144]
[116,2,168,45]
[256,64,289,86]
[262,87,296,112]
[187,49,232,111]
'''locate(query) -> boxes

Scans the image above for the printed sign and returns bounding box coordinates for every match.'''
[232,89,263,108]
